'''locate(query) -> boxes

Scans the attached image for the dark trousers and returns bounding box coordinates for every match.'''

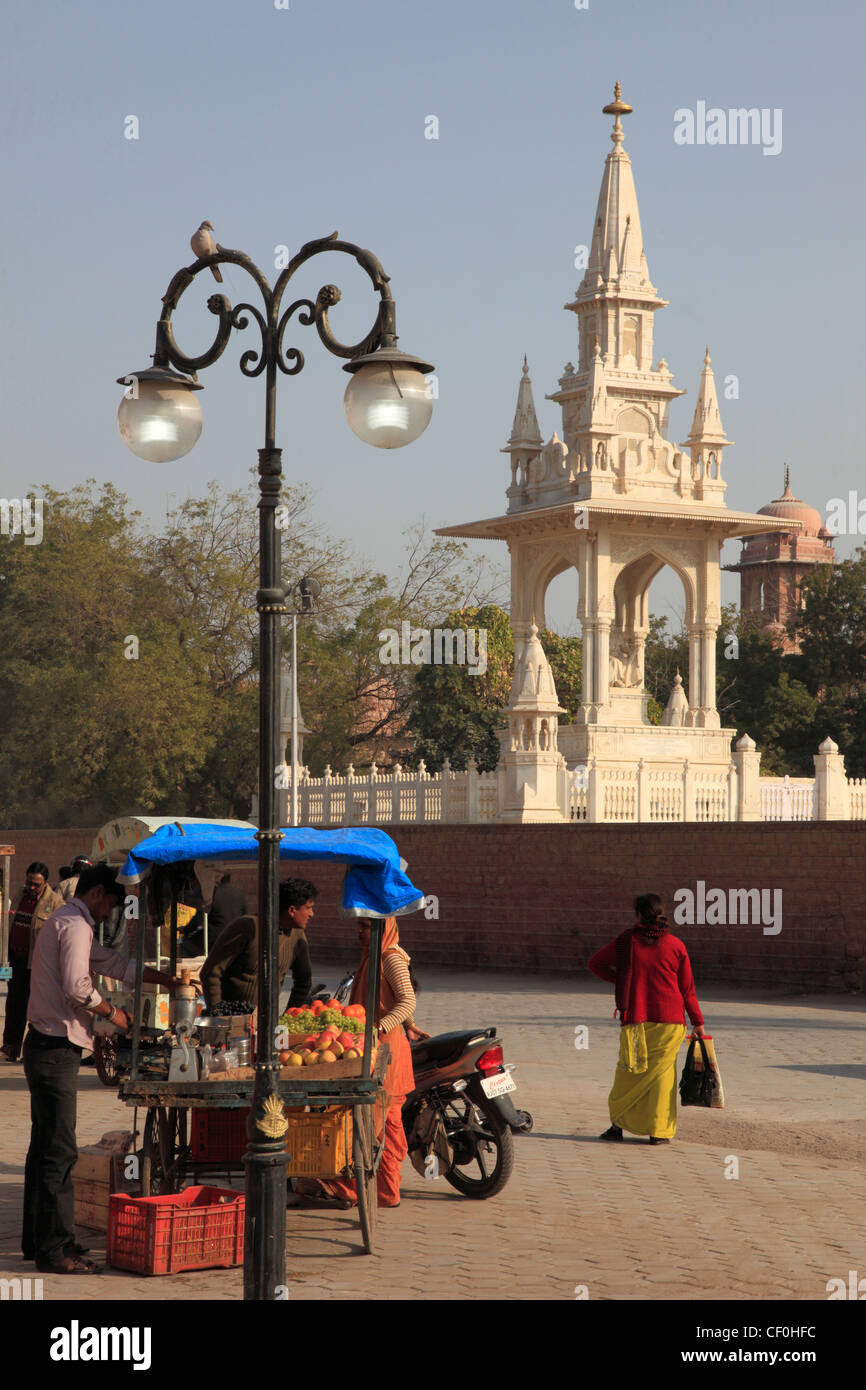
[22,1029,82,1264]
[2,954,31,1056]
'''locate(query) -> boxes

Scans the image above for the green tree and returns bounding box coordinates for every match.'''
[0,482,216,826]
[787,548,866,776]
[408,605,514,770]
[297,526,504,773]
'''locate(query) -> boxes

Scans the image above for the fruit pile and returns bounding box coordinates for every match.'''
[276,997,369,1067]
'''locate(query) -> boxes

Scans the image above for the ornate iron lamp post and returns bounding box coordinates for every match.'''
[117,230,433,1299]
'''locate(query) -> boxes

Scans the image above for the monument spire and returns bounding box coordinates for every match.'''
[503,357,544,508]
[683,347,730,500]
[508,356,543,447]
[579,83,658,304]
[687,347,728,444]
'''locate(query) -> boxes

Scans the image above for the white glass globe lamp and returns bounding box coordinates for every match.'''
[116,366,203,463]
[343,347,434,449]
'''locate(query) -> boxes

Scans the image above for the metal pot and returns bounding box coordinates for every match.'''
[195,1017,231,1049]
[234,1035,251,1067]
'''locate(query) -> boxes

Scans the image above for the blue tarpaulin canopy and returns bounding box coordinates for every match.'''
[117,823,425,919]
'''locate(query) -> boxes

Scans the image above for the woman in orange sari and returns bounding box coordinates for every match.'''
[292,916,419,1208]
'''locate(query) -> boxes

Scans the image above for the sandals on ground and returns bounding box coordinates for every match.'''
[36,1255,99,1274]
[599,1124,624,1141]
[286,1178,354,1210]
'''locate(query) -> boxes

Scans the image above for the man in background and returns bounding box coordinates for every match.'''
[1,863,63,1064]
[208,872,247,945]
[200,876,315,1011]
[179,864,247,958]
[58,855,93,903]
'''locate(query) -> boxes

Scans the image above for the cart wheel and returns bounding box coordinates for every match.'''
[140,1107,188,1196]
[352,1104,377,1254]
[93,1035,118,1087]
[139,1109,157,1197]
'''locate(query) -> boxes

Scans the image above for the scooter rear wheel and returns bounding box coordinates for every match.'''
[442,1090,514,1199]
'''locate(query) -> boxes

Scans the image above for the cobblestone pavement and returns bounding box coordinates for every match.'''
[1,969,864,1301]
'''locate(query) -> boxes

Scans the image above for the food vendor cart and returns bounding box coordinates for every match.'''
[88,816,256,1084]
[112,821,424,1253]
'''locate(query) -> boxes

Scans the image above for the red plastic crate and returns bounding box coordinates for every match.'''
[190,1107,250,1162]
[108,1186,244,1275]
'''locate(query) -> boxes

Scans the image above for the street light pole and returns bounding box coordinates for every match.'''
[117,231,433,1301]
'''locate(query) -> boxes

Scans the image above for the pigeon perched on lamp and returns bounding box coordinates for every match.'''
[190,220,223,282]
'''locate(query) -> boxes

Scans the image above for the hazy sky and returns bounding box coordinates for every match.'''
[2,0,864,634]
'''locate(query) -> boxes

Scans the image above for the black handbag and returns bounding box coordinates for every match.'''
[679,1036,718,1108]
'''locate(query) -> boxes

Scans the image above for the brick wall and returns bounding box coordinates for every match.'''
[4,823,864,992]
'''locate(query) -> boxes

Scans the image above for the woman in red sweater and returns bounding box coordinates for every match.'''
[588,893,706,1144]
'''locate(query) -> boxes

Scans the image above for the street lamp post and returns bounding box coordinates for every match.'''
[117,231,433,1300]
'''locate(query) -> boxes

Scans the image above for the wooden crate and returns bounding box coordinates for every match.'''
[210,1045,377,1084]
[73,1146,138,1232]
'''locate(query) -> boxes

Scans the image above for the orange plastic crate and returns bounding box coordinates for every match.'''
[285,1106,352,1178]
[108,1186,244,1275]
[190,1107,250,1162]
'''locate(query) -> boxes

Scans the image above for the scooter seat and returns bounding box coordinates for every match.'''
[410,1027,496,1070]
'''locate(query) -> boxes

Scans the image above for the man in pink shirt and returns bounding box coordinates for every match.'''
[23,863,180,1274]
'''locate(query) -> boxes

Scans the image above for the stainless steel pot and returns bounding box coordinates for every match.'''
[195,1017,231,1049]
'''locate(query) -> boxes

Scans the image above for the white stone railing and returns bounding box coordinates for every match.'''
[261,738,862,825]
[760,776,817,821]
[848,778,866,821]
[298,759,500,826]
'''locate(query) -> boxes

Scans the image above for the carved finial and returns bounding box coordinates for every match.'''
[704,345,711,366]
[602,81,633,145]
[593,336,601,359]
[784,463,790,490]
[522,354,529,375]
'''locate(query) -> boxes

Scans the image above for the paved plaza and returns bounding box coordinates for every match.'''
[1,968,864,1302]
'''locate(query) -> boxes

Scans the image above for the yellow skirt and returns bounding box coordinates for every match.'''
[608,1022,687,1139]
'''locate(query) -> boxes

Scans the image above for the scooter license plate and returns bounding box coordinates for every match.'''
[480,1071,517,1099]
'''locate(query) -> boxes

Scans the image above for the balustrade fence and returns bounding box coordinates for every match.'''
[277,748,866,825]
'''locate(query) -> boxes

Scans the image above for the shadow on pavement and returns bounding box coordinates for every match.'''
[770,1063,866,1080]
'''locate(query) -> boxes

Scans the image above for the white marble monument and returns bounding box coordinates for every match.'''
[438,85,794,822]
